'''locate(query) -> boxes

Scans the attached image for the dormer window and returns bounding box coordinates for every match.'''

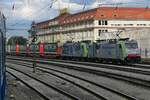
[113,14,117,17]
[101,14,104,17]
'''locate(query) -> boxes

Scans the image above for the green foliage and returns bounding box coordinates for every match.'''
[7,36,28,45]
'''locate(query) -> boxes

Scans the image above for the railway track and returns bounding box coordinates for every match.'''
[6,69,49,100]
[6,72,45,100]
[6,57,150,100]
[34,57,150,74]
[7,62,136,100]
[7,67,81,100]
[7,57,150,87]
[7,56,150,69]
[49,59,150,76]
[7,57,150,82]
[6,65,107,100]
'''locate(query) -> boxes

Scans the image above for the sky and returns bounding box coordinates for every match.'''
[0,0,150,39]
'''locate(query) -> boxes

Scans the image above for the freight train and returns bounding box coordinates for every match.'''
[7,42,62,58]
[6,39,141,64]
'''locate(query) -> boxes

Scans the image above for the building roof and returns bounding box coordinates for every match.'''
[33,7,150,28]
[35,13,70,29]
[95,7,150,20]
[60,8,97,24]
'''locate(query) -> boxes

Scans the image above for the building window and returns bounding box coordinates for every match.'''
[102,20,105,25]
[104,20,108,25]
[113,14,117,17]
[101,14,104,17]
[124,24,133,26]
[99,20,102,25]
[98,30,108,36]
[98,30,102,36]
[111,24,121,26]
[137,24,146,26]
[99,20,108,25]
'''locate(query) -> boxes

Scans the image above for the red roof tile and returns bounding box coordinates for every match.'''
[33,7,150,28]
[95,7,150,20]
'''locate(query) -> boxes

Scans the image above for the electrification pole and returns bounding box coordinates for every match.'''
[28,22,37,73]
[32,33,37,73]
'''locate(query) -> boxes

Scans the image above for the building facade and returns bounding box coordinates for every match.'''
[29,7,150,57]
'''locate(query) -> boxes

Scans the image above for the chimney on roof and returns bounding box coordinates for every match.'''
[145,6,149,9]
[59,8,69,15]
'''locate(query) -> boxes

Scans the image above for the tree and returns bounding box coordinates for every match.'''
[7,36,28,45]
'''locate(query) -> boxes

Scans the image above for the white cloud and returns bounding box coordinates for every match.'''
[3,0,147,21]
[9,0,84,20]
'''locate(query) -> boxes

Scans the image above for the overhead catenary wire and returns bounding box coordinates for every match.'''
[98,1,146,7]
[10,1,149,27]
[50,0,57,8]
[82,0,86,11]
[10,0,57,27]
[146,0,150,8]
[6,28,29,31]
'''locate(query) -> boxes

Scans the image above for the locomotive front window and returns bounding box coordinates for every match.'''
[51,45,56,49]
[125,43,138,49]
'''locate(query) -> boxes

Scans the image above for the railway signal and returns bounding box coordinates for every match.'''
[32,34,37,43]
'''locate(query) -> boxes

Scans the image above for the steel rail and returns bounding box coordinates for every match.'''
[6,63,108,100]
[6,57,150,88]
[7,60,140,100]
[6,66,81,100]
[36,66,138,100]
[7,56,150,76]
[6,71,50,100]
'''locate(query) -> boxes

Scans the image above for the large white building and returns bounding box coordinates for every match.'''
[29,7,150,58]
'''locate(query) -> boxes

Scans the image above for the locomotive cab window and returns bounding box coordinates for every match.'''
[125,43,138,49]
[96,44,100,49]
[119,44,122,48]
[81,45,84,49]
